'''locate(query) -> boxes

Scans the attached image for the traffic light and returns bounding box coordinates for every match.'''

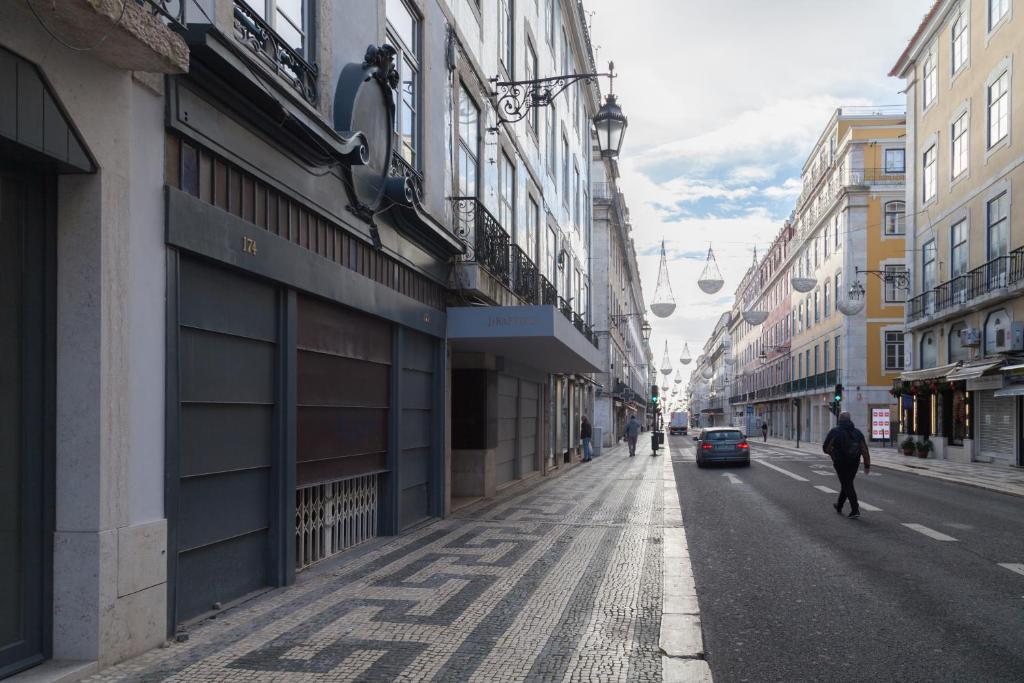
[833,383,843,402]
[651,384,660,405]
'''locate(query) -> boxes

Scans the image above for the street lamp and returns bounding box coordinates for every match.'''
[593,90,627,158]
[641,320,652,343]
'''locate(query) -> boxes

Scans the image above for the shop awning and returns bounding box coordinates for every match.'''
[945,360,1003,382]
[447,305,603,374]
[993,384,1024,398]
[899,363,960,382]
[1001,362,1024,373]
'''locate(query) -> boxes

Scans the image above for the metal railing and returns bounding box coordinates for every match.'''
[296,473,378,571]
[511,245,539,304]
[907,247,1024,323]
[540,275,557,306]
[451,197,511,284]
[573,311,585,333]
[558,296,573,321]
[233,0,319,106]
[390,151,424,199]
[845,167,905,186]
[137,0,186,29]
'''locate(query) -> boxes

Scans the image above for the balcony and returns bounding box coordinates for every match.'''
[907,247,1024,326]
[511,245,539,304]
[232,0,319,105]
[390,152,424,200]
[452,197,511,285]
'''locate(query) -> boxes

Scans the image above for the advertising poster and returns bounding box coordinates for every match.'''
[871,408,891,440]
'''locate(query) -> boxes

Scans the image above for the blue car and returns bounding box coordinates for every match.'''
[695,427,750,467]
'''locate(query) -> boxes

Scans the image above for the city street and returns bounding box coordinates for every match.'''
[670,433,1024,683]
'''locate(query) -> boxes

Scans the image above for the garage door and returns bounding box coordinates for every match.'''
[496,374,519,486]
[979,389,1016,464]
[519,381,539,476]
[175,257,277,623]
[399,329,436,529]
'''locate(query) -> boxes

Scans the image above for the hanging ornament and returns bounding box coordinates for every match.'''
[650,239,677,318]
[739,249,768,324]
[697,245,725,294]
[837,280,866,316]
[674,369,682,385]
[679,342,692,365]
[660,341,673,375]
[661,384,669,393]
[791,247,816,293]
[724,352,736,367]
[701,366,714,380]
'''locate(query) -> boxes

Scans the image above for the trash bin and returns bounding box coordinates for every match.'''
[593,427,602,456]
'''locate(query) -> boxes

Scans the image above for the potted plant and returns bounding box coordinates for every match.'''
[915,439,933,459]
[901,437,916,456]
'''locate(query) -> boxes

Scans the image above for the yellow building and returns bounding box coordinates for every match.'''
[891,0,1024,465]
[786,109,907,444]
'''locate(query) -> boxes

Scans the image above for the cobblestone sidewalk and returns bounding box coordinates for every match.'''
[84,442,667,682]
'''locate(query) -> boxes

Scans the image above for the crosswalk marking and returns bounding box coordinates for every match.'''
[814,485,837,494]
[902,523,958,542]
[755,460,809,482]
[998,563,1024,577]
[812,485,882,511]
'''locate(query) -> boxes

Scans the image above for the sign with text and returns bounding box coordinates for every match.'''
[871,408,891,440]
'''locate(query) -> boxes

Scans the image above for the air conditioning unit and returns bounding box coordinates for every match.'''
[992,322,1024,352]
[958,327,982,347]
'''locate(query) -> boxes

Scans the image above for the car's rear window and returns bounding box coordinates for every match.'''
[705,430,742,441]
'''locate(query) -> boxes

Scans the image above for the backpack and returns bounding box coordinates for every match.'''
[833,426,863,463]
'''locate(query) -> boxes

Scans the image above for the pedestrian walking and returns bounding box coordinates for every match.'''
[624,414,640,457]
[761,421,769,443]
[822,411,871,518]
[580,415,593,462]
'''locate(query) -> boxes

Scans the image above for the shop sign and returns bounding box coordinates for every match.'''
[967,375,1004,391]
[871,408,891,440]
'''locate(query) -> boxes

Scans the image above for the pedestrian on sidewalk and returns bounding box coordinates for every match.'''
[624,414,640,457]
[822,411,871,518]
[761,422,769,442]
[580,415,593,462]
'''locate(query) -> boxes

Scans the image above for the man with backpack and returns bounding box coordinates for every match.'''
[822,411,871,518]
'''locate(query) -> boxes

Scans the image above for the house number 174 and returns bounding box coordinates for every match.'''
[242,236,258,255]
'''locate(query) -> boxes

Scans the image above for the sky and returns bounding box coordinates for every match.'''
[585,0,934,396]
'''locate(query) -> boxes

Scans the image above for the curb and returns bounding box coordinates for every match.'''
[660,440,713,683]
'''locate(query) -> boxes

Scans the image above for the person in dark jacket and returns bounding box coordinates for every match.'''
[761,421,769,442]
[822,411,871,518]
[624,414,641,457]
[580,415,593,461]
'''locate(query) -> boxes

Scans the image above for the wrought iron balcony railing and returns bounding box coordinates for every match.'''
[558,296,573,322]
[540,275,557,306]
[390,151,423,199]
[572,311,585,333]
[511,244,539,304]
[233,0,319,106]
[907,246,1024,323]
[137,0,187,29]
[451,197,511,284]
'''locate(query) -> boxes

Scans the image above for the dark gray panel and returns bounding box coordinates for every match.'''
[399,447,430,488]
[520,381,539,400]
[42,91,66,159]
[15,62,43,150]
[297,406,388,460]
[180,404,273,477]
[495,458,514,486]
[176,530,267,621]
[401,330,434,372]
[400,409,432,450]
[521,417,537,439]
[399,369,432,410]
[497,394,517,415]
[498,417,516,442]
[178,469,269,552]
[180,328,275,404]
[0,50,16,139]
[498,374,518,396]
[298,350,389,407]
[180,257,277,342]
[297,295,392,363]
[399,484,428,530]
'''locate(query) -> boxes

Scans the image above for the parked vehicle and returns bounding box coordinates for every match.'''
[669,411,689,435]
[694,427,750,467]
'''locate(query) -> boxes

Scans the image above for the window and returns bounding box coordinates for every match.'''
[498,0,514,75]
[951,113,968,178]
[950,219,968,277]
[388,0,419,164]
[547,105,557,174]
[814,237,820,268]
[814,289,820,323]
[987,191,1009,285]
[922,50,937,108]
[922,239,937,291]
[527,196,539,261]
[546,225,557,280]
[834,215,841,250]
[920,332,937,369]
[988,71,1010,148]
[545,0,556,47]
[951,9,968,73]
[885,332,905,370]
[884,265,906,303]
[824,341,830,371]
[824,281,831,317]
[923,145,937,202]
[948,323,969,363]
[884,148,905,173]
[824,225,831,258]
[834,271,842,302]
[834,336,840,371]
[805,350,811,378]
[562,134,570,203]
[989,0,1010,30]
[573,164,580,229]
[498,151,515,236]
[797,354,803,378]
[248,0,308,52]
[884,201,906,235]
[457,85,479,197]
[814,346,820,375]
[525,40,538,135]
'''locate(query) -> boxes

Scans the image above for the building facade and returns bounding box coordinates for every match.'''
[591,163,650,447]
[0,0,606,678]
[891,0,1024,465]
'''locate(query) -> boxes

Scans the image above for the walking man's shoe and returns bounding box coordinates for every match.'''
[848,510,860,519]
[833,502,843,515]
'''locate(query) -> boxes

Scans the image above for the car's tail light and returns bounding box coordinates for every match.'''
[738,442,749,449]
[701,443,713,450]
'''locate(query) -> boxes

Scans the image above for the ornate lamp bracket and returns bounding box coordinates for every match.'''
[855,267,910,290]
[488,63,616,130]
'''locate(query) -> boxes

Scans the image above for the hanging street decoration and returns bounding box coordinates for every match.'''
[673,369,682,385]
[660,341,673,375]
[697,245,725,294]
[679,342,692,365]
[651,239,677,318]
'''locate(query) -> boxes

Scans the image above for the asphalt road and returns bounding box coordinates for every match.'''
[669,434,1024,683]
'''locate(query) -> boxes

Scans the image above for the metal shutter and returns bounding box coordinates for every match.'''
[978,389,1016,464]
[520,381,539,475]
[496,374,519,486]
[399,329,436,530]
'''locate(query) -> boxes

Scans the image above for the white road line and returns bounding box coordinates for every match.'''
[902,523,958,542]
[812,485,882,511]
[813,470,834,476]
[998,563,1024,577]
[755,459,809,481]
[721,473,743,484]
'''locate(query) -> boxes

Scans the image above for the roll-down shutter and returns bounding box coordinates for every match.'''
[979,389,1016,464]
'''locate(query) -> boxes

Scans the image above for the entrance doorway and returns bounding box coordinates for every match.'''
[0,169,51,677]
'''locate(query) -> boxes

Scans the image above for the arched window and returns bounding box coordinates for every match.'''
[919,331,937,369]
[884,201,906,235]
[948,323,969,363]
[984,308,1012,355]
